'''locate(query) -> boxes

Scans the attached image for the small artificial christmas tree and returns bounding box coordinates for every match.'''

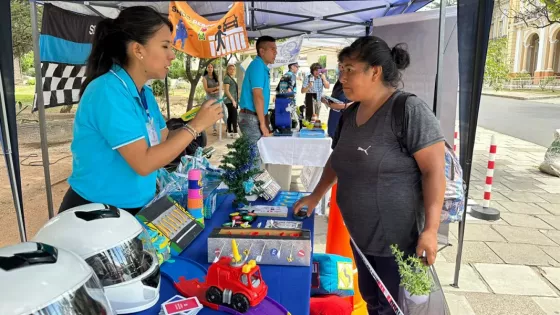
[219,135,264,206]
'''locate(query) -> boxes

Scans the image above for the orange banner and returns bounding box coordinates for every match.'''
[169,2,249,58]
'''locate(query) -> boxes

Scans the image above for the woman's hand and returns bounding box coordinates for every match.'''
[416,230,438,265]
[232,100,238,108]
[189,99,224,133]
[293,194,322,217]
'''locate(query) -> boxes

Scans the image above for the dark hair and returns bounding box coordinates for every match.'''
[338,36,410,88]
[203,64,218,81]
[80,6,173,96]
[256,36,276,56]
[310,63,322,72]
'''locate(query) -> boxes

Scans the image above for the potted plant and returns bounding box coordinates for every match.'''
[219,135,264,208]
[390,244,432,305]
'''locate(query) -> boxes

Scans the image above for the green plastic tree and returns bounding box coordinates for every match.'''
[219,135,264,206]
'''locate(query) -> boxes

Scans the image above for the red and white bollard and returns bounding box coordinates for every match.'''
[453,130,459,153]
[471,134,501,221]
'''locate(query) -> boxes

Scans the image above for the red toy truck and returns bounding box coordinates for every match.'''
[175,240,268,313]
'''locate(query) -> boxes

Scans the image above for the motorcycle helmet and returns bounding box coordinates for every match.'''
[33,204,160,314]
[0,242,114,315]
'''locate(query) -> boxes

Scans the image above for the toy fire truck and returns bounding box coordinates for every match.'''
[175,240,268,313]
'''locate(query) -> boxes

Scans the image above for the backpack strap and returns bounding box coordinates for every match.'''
[391,92,415,153]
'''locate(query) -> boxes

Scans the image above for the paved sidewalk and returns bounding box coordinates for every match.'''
[482,89,560,101]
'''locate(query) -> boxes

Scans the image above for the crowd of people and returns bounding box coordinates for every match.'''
[60,6,446,315]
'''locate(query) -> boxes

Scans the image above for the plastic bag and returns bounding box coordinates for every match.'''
[398,266,447,315]
[539,129,560,177]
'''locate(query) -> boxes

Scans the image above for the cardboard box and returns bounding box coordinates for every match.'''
[207,228,312,266]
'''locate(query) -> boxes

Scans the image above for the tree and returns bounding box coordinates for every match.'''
[10,0,41,60]
[484,37,510,91]
[498,0,560,29]
[318,55,327,69]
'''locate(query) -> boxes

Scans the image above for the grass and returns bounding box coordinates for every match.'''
[15,85,36,105]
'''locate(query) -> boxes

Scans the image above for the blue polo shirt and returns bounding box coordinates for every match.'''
[239,56,271,113]
[68,65,167,209]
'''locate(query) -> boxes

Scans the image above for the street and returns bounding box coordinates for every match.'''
[478,95,560,147]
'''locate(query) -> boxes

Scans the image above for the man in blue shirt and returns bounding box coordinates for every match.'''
[239,36,277,145]
[285,62,299,91]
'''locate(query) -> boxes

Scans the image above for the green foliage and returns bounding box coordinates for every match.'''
[543,0,560,21]
[151,80,165,98]
[168,59,187,79]
[484,37,510,91]
[219,136,264,205]
[538,76,556,91]
[11,0,42,58]
[20,51,35,75]
[27,77,35,85]
[185,55,216,110]
[318,55,327,69]
[193,84,206,105]
[390,244,432,296]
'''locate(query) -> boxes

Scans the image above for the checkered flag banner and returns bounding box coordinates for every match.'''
[33,62,86,111]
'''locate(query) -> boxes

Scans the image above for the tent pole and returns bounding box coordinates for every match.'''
[0,69,27,242]
[165,76,171,119]
[31,0,55,219]
[218,60,223,141]
[433,0,447,117]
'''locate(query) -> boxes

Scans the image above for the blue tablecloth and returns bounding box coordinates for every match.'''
[135,192,314,315]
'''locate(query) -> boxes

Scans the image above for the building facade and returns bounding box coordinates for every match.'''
[494,0,560,78]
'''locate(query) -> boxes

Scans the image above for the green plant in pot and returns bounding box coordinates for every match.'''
[219,135,264,208]
[390,244,432,305]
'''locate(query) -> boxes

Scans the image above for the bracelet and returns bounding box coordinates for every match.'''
[183,124,199,138]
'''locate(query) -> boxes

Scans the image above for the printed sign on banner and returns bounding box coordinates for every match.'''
[269,35,305,69]
[168,2,249,58]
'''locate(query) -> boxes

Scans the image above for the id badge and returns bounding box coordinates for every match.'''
[146,119,159,146]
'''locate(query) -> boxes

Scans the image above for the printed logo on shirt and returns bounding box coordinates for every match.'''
[357,146,371,155]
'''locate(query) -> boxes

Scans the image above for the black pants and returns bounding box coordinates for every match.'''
[352,245,401,315]
[225,102,238,133]
[304,93,317,121]
[59,187,142,216]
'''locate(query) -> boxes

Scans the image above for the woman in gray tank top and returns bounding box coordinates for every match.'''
[293,36,446,315]
[202,63,227,135]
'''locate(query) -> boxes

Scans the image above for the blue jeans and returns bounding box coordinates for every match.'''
[238,112,262,145]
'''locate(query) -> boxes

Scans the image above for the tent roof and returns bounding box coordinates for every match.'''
[42,1,433,38]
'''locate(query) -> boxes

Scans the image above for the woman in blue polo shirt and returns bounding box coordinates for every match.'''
[59,6,223,214]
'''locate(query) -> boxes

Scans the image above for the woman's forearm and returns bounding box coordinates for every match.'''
[311,157,337,199]
[421,170,446,233]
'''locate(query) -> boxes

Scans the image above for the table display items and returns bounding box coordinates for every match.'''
[239,205,288,218]
[300,119,327,138]
[272,95,294,136]
[219,135,264,207]
[159,295,202,315]
[150,147,223,219]
[207,228,312,266]
[175,240,289,314]
[0,242,115,315]
[187,169,205,225]
[310,253,355,297]
[265,219,302,229]
[137,196,204,256]
[223,209,259,228]
[253,170,281,201]
[33,203,161,314]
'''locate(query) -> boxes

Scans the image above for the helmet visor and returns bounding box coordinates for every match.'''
[85,230,157,287]
[32,274,113,315]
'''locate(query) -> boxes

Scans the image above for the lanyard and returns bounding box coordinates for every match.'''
[139,89,152,121]
[110,69,151,121]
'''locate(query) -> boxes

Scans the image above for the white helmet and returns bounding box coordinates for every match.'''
[33,203,160,314]
[0,242,115,315]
